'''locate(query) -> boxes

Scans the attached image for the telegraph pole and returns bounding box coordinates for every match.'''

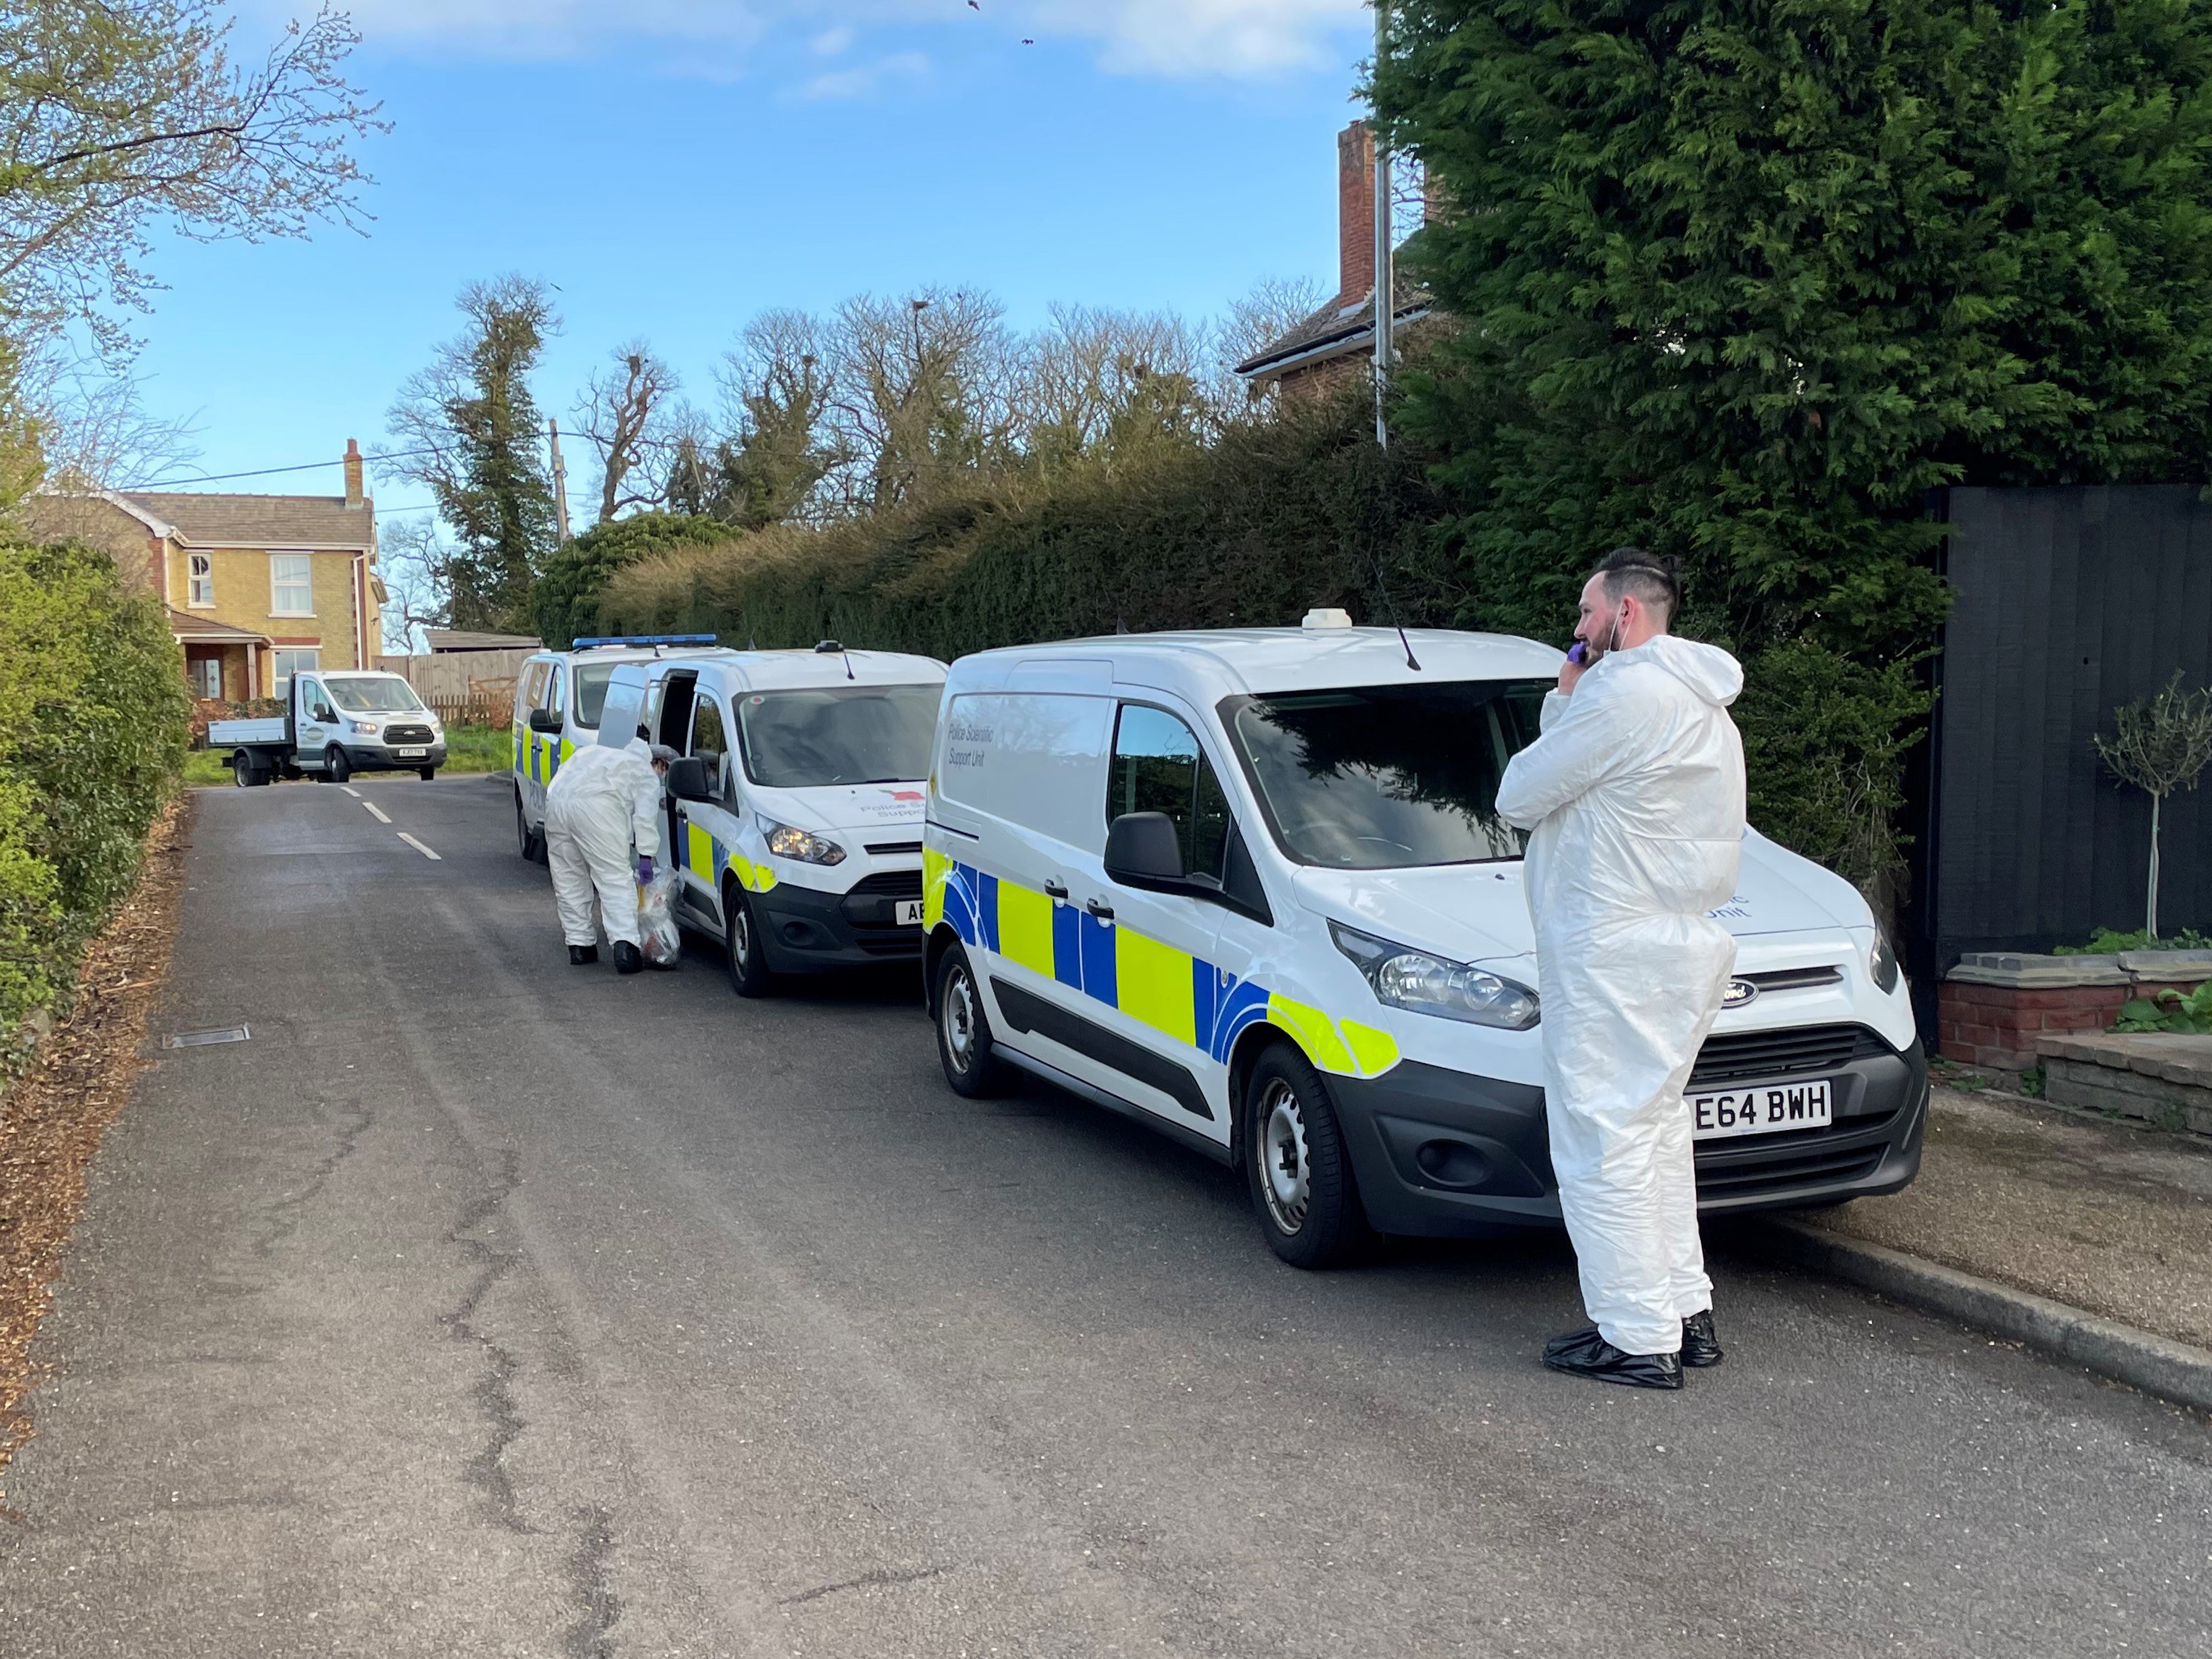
[1373,0,1393,449]
[548,417,573,544]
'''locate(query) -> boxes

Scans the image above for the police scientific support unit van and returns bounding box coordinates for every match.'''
[596,644,948,992]
[511,635,719,860]
[921,619,1928,1267]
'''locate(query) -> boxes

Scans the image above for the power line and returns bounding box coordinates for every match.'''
[119,445,443,490]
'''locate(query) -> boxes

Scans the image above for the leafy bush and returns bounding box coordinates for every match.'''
[2055,926,2212,956]
[533,511,748,649]
[2114,981,2212,1035]
[0,538,187,1063]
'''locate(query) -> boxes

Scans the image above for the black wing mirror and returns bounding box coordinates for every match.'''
[666,755,715,803]
[528,708,562,733]
[1104,812,1186,886]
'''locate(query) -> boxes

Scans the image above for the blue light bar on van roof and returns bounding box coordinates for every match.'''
[570,634,719,650]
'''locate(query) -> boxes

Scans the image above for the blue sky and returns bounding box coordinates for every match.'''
[123,1,1376,529]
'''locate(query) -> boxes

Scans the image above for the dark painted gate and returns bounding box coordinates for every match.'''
[1910,485,2212,1009]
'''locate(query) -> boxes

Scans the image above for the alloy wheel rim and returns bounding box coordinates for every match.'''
[944,968,977,1073]
[1260,1081,1311,1232]
[731,905,751,970]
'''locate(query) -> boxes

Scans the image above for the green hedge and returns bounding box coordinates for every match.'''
[597,396,1453,661]
[0,539,187,1065]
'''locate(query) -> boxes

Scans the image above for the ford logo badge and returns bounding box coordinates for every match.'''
[1723,978,1759,1008]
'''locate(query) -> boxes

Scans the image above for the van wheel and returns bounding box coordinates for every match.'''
[724,884,777,998]
[325,745,352,785]
[934,944,1004,1098]
[232,752,257,788]
[514,794,543,862]
[419,766,438,781]
[1244,1041,1368,1268]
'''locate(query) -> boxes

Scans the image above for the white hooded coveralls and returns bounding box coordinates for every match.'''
[1494,634,1747,1357]
[544,737,665,949]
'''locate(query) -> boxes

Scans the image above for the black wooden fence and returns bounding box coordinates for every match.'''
[1907,485,2212,1015]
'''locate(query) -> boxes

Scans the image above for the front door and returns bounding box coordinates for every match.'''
[675,685,734,927]
[296,677,337,766]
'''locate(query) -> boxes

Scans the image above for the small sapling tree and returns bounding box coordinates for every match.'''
[2094,673,2212,941]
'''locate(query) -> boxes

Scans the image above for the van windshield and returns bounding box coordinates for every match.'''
[324,675,426,714]
[573,663,616,727]
[736,684,941,788]
[1228,681,1550,869]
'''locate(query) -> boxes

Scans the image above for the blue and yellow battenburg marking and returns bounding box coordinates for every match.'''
[923,849,1399,1081]
[680,820,778,894]
[515,727,574,786]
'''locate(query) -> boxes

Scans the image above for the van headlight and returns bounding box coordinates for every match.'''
[353,720,379,736]
[763,820,846,866]
[1867,923,1901,995]
[1331,922,1539,1030]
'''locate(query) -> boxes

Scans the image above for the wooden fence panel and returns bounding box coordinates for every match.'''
[1915,486,2212,974]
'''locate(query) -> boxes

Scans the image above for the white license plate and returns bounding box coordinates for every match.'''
[895,899,925,926]
[396,747,427,759]
[1691,1078,1832,1140]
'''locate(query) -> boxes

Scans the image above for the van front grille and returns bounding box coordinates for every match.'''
[1689,1024,1892,1091]
[384,723,435,745]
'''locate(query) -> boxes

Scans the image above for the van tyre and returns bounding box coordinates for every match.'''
[325,745,352,785]
[419,766,438,781]
[232,753,261,788]
[1244,1041,1369,1268]
[514,794,544,862]
[724,883,777,998]
[933,943,1005,1098]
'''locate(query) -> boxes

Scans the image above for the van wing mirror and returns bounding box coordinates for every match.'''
[667,755,715,803]
[528,708,562,733]
[1104,812,1186,884]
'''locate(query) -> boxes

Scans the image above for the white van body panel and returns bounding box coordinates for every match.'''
[926,626,1929,1231]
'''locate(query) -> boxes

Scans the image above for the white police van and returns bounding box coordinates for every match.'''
[599,644,948,993]
[921,619,1927,1267]
[511,635,719,860]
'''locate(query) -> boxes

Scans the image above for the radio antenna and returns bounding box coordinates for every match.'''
[1373,559,1421,671]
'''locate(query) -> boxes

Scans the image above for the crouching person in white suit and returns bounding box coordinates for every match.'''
[1494,548,1747,1391]
[544,737,675,975]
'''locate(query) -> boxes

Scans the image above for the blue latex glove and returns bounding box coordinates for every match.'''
[636,856,656,885]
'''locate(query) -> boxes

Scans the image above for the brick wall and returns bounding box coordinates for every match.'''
[1938,978,2205,1072]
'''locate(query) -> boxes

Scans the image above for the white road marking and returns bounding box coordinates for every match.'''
[397,832,442,861]
[340,786,362,798]
[362,800,392,824]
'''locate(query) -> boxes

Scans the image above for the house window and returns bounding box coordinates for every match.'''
[272,648,319,698]
[188,657,222,699]
[188,553,213,607]
[270,554,314,616]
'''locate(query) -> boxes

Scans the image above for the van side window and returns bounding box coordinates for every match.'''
[689,694,729,793]
[544,665,566,721]
[519,661,549,724]
[1109,704,1232,882]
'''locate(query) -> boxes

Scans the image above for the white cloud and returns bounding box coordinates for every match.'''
[791,49,930,101]
[271,0,1365,80]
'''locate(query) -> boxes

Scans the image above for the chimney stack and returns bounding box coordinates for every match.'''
[1337,121,1378,305]
[343,438,363,509]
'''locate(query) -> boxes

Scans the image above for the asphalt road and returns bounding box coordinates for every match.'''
[2,776,2208,1658]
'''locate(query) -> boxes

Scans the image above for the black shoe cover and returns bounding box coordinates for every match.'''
[1542,1325,1684,1390]
[1681,1310,1723,1368]
[568,944,599,966]
[613,940,644,975]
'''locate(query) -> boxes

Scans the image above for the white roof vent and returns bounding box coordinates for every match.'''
[1302,607,1354,630]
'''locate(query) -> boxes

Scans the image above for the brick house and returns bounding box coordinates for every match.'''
[25,440,384,701]
[1235,121,1434,401]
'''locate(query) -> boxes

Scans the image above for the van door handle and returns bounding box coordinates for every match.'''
[1043,878,1069,900]
[1086,898,1115,921]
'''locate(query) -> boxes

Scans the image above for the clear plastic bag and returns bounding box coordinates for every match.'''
[637,868,682,966]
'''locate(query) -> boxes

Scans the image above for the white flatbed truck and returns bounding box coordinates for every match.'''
[209,669,449,787]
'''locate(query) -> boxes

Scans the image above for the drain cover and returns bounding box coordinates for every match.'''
[165,1025,250,1048]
